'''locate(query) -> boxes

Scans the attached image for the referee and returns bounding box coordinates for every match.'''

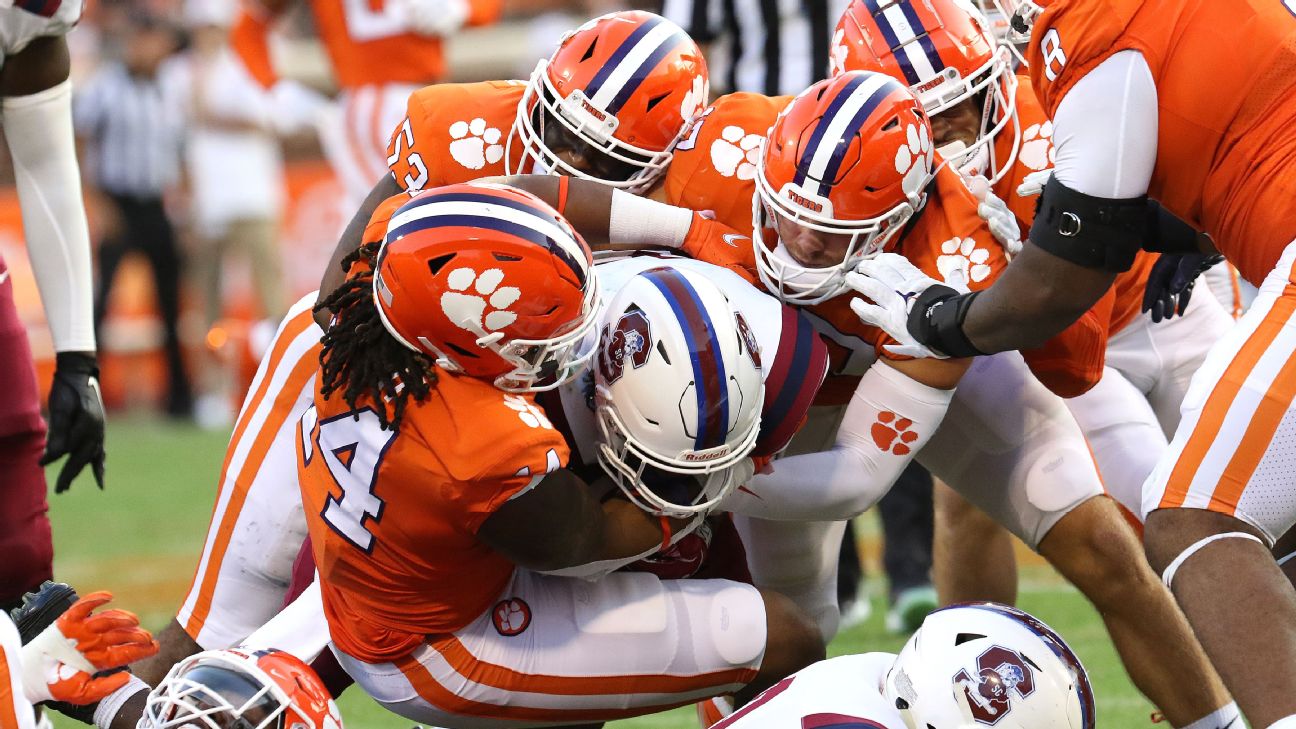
[74,13,193,418]
[660,0,849,95]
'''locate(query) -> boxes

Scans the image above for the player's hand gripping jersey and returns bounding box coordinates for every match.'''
[1028,0,1296,286]
[662,87,1102,394]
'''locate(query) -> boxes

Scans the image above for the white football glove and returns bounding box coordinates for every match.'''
[965,175,1022,256]
[1016,169,1053,198]
[394,0,469,36]
[846,253,971,359]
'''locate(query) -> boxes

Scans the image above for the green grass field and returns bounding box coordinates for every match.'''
[45,415,1157,728]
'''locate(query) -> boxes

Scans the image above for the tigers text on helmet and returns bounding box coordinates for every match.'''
[884,602,1095,729]
[594,267,763,517]
[508,10,709,193]
[139,648,342,729]
[832,0,1020,184]
[372,183,600,392]
[754,70,934,305]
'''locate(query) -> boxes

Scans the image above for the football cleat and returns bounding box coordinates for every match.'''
[9,581,78,646]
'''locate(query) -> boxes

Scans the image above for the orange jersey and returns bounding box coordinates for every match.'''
[232,0,501,89]
[669,91,1104,395]
[994,77,1054,231]
[298,372,569,663]
[387,80,524,190]
[1029,0,1296,285]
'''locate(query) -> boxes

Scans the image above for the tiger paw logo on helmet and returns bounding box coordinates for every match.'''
[1019,121,1055,171]
[710,126,762,180]
[937,237,993,283]
[441,267,520,332]
[449,118,505,170]
[894,123,933,197]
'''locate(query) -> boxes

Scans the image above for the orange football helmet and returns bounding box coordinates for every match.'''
[508,10,709,193]
[140,648,342,729]
[372,183,599,392]
[832,0,1019,184]
[754,71,933,304]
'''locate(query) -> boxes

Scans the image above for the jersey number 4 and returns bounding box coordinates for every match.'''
[301,406,397,553]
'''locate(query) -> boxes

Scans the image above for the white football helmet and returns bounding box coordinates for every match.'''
[884,603,1095,729]
[139,648,342,729]
[594,266,764,517]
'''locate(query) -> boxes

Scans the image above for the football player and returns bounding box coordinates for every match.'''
[502,69,1230,727]
[320,8,711,319]
[229,0,503,209]
[1,586,157,729]
[0,0,107,611]
[716,603,1094,729]
[135,8,710,688]
[295,183,823,727]
[847,1,1296,725]
[139,648,342,729]
[829,0,1236,630]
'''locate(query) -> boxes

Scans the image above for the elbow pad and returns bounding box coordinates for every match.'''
[1029,176,1146,272]
[1141,200,1202,253]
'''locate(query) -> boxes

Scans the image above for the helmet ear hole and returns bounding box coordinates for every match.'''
[655,340,671,364]
[955,632,987,645]
[493,252,523,262]
[428,253,455,276]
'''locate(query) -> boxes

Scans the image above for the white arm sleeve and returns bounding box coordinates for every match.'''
[719,362,954,521]
[1050,49,1158,199]
[608,189,695,249]
[4,79,96,353]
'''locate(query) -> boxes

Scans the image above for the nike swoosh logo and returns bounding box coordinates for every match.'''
[0,270,8,285]
[722,233,749,247]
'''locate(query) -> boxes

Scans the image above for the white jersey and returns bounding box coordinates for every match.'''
[0,0,81,65]
[719,653,904,729]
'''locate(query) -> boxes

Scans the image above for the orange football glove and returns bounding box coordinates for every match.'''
[21,591,158,705]
[55,592,158,670]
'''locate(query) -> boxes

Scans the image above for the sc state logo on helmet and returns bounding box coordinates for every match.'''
[953,645,1037,724]
[598,309,653,384]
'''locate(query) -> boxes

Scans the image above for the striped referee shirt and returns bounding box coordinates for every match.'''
[73,62,185,198]
[662,0,851,96]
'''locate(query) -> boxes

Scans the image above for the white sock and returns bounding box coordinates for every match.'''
[1177,702,1241,729]
[93,677,149,729]
[1266,715,1296,729]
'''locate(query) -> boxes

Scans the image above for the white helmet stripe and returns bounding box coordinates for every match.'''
[880,3,940,81]
[587,20,685,111]
[802,72,893,191]
[386,199,589,277]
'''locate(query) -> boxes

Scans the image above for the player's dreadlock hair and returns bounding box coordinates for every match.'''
[314,241,434,430]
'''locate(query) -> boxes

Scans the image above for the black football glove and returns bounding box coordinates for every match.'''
[40,351,106,492]
[1142,253,1225,324]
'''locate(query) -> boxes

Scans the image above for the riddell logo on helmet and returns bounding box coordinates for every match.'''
[682,449,729,462]
[785,190,824,213]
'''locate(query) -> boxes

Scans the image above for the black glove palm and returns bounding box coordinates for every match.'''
[1142,253,1225,323]
[40,351,106,492]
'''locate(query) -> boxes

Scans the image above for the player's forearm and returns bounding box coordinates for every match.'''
[316,175,401,325]
[591,499,687,564]
[4,79,96,353]
[723,362,953,520]
[962,243,1115,353]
